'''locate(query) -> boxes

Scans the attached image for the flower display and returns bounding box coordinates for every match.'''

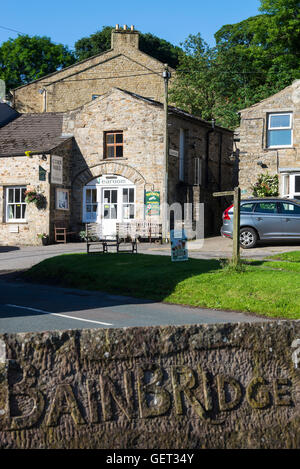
[251,173,279,198]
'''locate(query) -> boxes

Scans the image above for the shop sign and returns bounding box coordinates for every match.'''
[96,175,131,186]
[170,229,188,262]
[51,156,63,184]
[145,191,160,216]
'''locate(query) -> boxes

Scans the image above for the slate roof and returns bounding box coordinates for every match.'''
[0,103,20,128]
[0,112,69,156]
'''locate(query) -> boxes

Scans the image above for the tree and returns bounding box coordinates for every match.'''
[0,35,75,90]
[74,26,181,69]
[170,0,300,130]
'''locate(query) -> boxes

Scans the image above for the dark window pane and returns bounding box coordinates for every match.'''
[21,188,26,202]
[8,189,14,203]
[106,134,114,144]
[254,203,277,214]
[15,189,20,203]
[22,205,26,218]
[104,207,109,219]
[16,204,21,218]
[129,188,134,203]
[116,146,123,157]
[111,190,118,203]
[123,189,128,203]
[107,146,115,158]
[104,190,110,203]
[129,204,135,218]
[116,133,123,143]
[295,176,300,193]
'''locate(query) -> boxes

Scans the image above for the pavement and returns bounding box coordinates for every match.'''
[0,236,300,272]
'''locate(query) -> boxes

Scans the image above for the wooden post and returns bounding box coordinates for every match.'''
[213,187,241,266]
[232,187,241,265]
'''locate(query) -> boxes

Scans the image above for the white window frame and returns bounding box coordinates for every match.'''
[290,174,300,199]
[5,186,27,222]
[267,112,293,148]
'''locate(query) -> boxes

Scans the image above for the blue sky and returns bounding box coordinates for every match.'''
[0,0,261,50]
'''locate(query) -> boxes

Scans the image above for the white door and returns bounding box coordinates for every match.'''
[102,188,119,237]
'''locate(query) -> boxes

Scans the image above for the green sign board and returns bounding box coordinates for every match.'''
[145,191,160,216]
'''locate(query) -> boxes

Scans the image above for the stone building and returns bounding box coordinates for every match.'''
[12,25,174,114]
[0,88,233,245]
[237,79,300,199]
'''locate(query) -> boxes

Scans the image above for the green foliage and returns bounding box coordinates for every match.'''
[170,0,300,129]
[0,35,75,90]
[251,173,279,197]
[74,26,181,69]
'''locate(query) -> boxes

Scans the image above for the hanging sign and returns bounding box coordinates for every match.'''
[51,155,63,184]
[170,229,188,262]
[145,191,160,216]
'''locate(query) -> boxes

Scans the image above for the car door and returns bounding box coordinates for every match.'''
[252,201,284,239]
[278,201,300,237]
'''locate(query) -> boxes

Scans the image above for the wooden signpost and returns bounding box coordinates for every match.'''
[213,187,241,265]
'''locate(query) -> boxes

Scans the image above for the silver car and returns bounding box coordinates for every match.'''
[221,198,300,248]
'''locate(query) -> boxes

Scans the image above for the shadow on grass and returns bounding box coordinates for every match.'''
[23,253,222,303]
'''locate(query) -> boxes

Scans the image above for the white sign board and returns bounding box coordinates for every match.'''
[51,155,63,184]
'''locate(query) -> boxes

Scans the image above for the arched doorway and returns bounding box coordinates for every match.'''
[83,174,136,237]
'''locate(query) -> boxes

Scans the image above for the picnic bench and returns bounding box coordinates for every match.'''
[85,223,137,254]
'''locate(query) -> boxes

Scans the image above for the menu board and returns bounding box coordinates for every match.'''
[170,229,188,262]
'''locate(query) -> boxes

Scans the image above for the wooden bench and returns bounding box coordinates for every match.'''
[54,223,77,243]
[85,223,137,254]
[117,221,162,243]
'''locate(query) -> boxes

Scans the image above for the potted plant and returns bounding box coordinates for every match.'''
[37,233,49,246]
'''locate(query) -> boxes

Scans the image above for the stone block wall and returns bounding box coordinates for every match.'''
[0,322,299,449]
[0,140,72,246]
[12,27,173,114]
[237,80,300,197]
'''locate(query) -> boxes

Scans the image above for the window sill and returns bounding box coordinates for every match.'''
[102,157,128,161]
[2,221,28,225]
[264,146,294,151]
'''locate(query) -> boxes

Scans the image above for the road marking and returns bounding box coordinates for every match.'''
[5,304,113,326]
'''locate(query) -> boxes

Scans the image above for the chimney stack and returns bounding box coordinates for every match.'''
[111,23,139,50]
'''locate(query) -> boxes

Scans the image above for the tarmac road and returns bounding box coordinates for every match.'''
[0,276,269,334]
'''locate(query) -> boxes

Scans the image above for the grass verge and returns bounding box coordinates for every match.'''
[23,253,300,320]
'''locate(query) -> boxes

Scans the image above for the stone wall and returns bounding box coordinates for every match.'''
[0,322,299,449]
[237,79,300,197]
[13,27,173,114]
[0,140,72,246]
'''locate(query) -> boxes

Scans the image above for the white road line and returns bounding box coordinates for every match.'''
[5,304,113,326]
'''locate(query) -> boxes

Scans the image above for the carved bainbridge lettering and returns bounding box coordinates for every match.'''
[0,364,295,430]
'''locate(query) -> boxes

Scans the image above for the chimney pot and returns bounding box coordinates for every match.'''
[123,24,127,30]
[131,25,134,31]
[116,24,119,30]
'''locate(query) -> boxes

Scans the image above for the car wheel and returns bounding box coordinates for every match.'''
[239,227,257,249]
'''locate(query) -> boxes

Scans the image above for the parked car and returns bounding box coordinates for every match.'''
[221,198,300,248]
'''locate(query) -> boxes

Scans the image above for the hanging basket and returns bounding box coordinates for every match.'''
[25,190,47,210]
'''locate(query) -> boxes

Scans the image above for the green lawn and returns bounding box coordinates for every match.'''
[23,252,300,320]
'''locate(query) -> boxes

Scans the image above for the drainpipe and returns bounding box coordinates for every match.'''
[205,119,215,187]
